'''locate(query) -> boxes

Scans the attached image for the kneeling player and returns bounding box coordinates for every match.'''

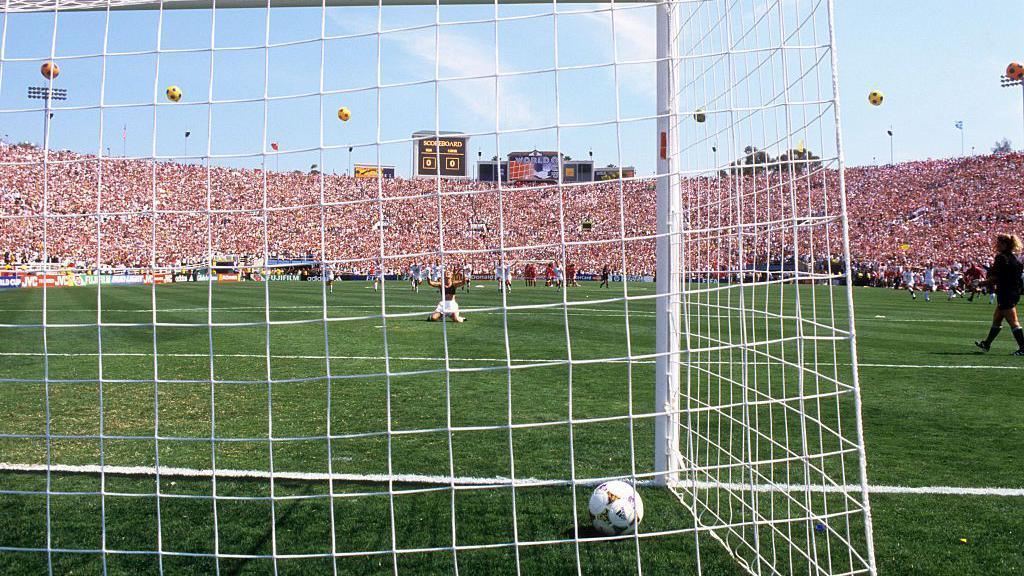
[428,269,468,323]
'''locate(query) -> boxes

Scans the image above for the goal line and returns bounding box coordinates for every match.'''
[1,462,1020,498]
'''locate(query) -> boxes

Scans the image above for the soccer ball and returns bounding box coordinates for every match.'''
[694,107,706,123]
[588,481,644,536]
[40,61,60,80]
[1007,62,1024,81]
[166,85,182,102]
[868,90,884,106]
[338,106,351,122]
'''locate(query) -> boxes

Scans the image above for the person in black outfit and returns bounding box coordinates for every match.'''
[599,264,610,288]
[975,234,1024,355]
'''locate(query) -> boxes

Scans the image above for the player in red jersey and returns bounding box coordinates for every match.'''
[544,262,555,287]
[963,263,986,302]
[566,262,578,287]
[524,263,537,287]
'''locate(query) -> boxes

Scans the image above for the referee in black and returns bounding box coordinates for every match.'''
[975,234,1024,355]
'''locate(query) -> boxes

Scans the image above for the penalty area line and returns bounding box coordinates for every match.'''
[0,462,1021,498]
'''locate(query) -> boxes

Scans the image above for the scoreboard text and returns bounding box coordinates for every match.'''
[415,135,467,178]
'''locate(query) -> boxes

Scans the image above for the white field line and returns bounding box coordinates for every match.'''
[0,304,995,324]
[0,304,655,315]
[0,462,1021,497]
[1,351,1022,371]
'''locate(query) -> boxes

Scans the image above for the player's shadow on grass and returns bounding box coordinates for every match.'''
[928,351,988,356]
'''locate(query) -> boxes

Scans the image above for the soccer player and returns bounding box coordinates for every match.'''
[409,263,420,292]
[922,263,937,302]
[372,264,384,292]
[462,262,472,292]
[901,266,917,300]
[428,269,469,323]
[974,234,1024,355]
[496,262,512,293]
[524,262,537,287]
[544,262,555,287]
[946,266,963,300]
[554,262,564,288]
[566,262,578,287]
[964,263,986,302]
[600,264,610,288]
[325,264,335,294]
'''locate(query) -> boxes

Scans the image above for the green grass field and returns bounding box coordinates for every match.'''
[0,280,1021,575]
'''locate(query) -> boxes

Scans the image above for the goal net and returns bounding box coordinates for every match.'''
[0,0,875,574]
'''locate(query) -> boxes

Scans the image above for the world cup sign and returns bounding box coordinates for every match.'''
[507,150,561,181]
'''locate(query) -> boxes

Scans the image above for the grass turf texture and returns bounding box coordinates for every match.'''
[0,280,1020,575]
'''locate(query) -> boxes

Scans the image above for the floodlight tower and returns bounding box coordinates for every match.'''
[27,85,67,152]
[1000,74,1024,151]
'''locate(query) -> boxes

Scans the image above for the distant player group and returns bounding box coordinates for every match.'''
[896,234,1024,355]
[898,262,990,302]
[324,260,614,324]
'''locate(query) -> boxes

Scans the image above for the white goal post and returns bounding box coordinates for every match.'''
[0,0,876,574]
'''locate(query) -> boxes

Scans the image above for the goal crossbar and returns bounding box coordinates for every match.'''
[2,0,663,12]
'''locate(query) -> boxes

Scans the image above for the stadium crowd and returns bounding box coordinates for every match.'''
[1,141,1022,279]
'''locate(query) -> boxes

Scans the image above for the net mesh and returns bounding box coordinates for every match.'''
[0,0,874,574]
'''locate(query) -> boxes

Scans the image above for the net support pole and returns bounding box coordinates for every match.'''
[653,0,681,488]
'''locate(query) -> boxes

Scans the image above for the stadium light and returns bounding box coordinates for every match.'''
[27,86,67,152]
[1000,75,1024,151]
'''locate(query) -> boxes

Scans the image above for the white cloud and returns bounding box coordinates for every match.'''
[389,28,537,128]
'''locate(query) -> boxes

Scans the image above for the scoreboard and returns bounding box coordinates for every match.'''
[413,131,468,178]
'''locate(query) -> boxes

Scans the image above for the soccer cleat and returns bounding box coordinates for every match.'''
[1014,349,1024,357]
[975,340,990,352]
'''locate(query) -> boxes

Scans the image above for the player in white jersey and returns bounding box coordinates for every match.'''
[554,263,565,288]
[946,268,963,300]
[461,263,472,292]
[496,263,512,293]
[325,265,335,294]
[901,267,917,300]
[372,264,384,292]
[922,264,937,302]
[409,263,421,292]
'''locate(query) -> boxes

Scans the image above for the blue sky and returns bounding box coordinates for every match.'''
[0,0,1021,176]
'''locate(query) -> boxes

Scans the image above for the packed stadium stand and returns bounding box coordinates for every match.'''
[2,141,1022,277]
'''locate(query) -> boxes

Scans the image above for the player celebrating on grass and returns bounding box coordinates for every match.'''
[901,266,917,300]
[974,234,1024,356]
[427,268,469,323]
[922,263,937,302]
